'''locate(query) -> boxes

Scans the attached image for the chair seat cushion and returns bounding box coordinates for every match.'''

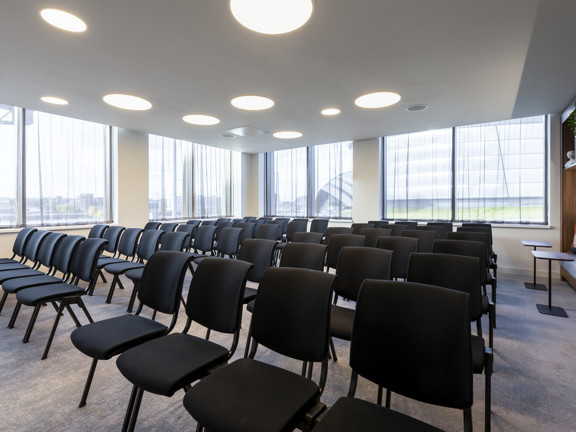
[471,335,486,374]
[0,268,44,283]
[183,358,320,432]
[330,305,355,341]
[0,258,18,264]
[125,268,144,282]
[16,283,85,306]
[0,263,30,272]
[314,397,443,432]
[243,287,257,304]
[97,256,126,268]
[70,314,168,360]
[2,274,62,293]
[117,333,229,396]
[103,261,144,275]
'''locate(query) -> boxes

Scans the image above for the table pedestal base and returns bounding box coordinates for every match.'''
[524,282,547,291]
[536,304,568,318]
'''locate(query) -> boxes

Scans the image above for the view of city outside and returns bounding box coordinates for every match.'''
[0,105,110,227]
[385,116,546,223]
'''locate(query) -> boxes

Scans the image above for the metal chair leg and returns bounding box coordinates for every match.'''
[8,301,22,328]
[79,358,98,407]
[126,387,144,432]
[122,385,139,432]
[22,305,42,343]
[329,336,338,362]
[41,301,66,359]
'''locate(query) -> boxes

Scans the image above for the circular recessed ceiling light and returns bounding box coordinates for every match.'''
[103,94,152,111]
[273,131,302,139]
[183,114,220,126]
[41,96,68,105]
[407,104,429,112]
[321,108,341,116]
[355,91,402,109]
[231,95,275,111]
[40,8,87,32]
[230,0,313,35]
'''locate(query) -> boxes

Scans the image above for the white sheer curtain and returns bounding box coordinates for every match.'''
[0,105,19,227]
[193,143,231,218]
[385,129,452,220]
[310,141,353,218]
[455,116,546,223]
[266,147,308,217]
[24,110,111,226]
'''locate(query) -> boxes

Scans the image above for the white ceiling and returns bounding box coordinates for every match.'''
[1,0,575,153]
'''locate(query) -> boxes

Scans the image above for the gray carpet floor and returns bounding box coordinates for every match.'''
[1,270,576,431]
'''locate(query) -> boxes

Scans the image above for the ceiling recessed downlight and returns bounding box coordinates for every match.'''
[321,108,341,116]
[231,95,274,111]
[40,9,87,32]
[183,114,220,126]
[103,94,152,111]
[41,96,68,105]
[407,104,429,112]
[230,0,313,35]
[273,131,302,139]
[355,91,401,109]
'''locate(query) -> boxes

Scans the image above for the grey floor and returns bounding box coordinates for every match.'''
[1,269,576,431]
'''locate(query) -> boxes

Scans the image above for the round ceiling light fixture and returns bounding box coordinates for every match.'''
[231,95,274,111]
[103,94,152,111]
[407,104,429,112]
[230,0,313,35]
[321,108,341,116]
[41,96,69,105]
[273,131,302,139]
[183,114,220,125]
[40,8,87,32]
[354,91,402,109]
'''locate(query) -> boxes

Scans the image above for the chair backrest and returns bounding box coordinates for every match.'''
[324,227,353,244]
[243,216,257,221]
[136,229,164,261]
[117,228,144,258]
[351,280,473,409]
[216,217,231,225]
[102,225,126,255]
[236,222,256,246]
[159,222,179,232]
[368,220,390,228]
[269,220,285,240]
[143,221,161,231]
[389,224,409,236]
[193,225,217,253]
[186,219,202,228]
[309,218,329,235]
[376,236,419,279]
[418,224,448,240]
[176,223,197,247]
[401,230,436,252]
[285,220,308,241]
[22,230,51,263]
[433,239,488,285]
[406,252,482,321]
[137,251,193,314]
[291,231,324,244]
[458,225,493,250]
[258,217,273,224]
[215,227,243,256]
[164,231,191,251]
[186,258,253,334]
[36,232,66,268]
[70,238,109,283]
[273,217,290,235]
[236,239,276,283]
[334,247,392,301]
[279,243,327,271]
[200,220,217,226]
[360,228,392,248]
[448,231,491,263]
[325,234,366,270]
[10,228,37,258]
[351,223,375,235]
[396,221,418,229]
[255,223,280,240]
[52,235,85,275]
[250,267,335,363]
[88,224,108,238]
[427,221,453,232]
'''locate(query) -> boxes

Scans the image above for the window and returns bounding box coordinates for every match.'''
[383,116,547,224]
[148,135,234,219]
[0,104,112,228]
[265,141,353,218]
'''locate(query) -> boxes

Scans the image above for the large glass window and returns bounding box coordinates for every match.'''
[193,143,231,218]
[0,105,112,228]
[384,116,547,224]
[265,141,353,218]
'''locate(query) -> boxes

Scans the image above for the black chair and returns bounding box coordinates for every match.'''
[200,219,216,226]
[389,223,409,236]
[189,225,217,258]
[95,227,142,288]
[351,223,375,235]
[236,238,277,307]
[14,238,108,359]
[401,229,436,253]
[376,236,418,280]
[255,223,281,241]
[116,258,253,432]
[427,221,453,232]
[309,218,329,236]
[98,225,126,260]
[88,224,109,238]
[406,253,493,431]
[186,219,202,227]
[314,280,474,432]
[196,227,243,261]
[272,217,290,238]
[0,230,51,271]
[291,231,324,244]
[0,227,37,265]
[360,227,392,248]
[324,227,353,244]
[243,216,257,221]
[102,229,164,304]
[143,221,161,231]
[417,224,448,240]
[215,217,231,224]
[459,225,498,282]
[279,242,327,271]
[368,220,390,228]
[183,267,336,432]
[158,222,179,232]
[175,224,197,251]
[0,235,84,318]
[285,219,309,242]
[236,222,256,246]
[462,223,496,261]
[330,247,392,361]
[70,251,193,407]
[395,221,418,229]
[325,234,366,272]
